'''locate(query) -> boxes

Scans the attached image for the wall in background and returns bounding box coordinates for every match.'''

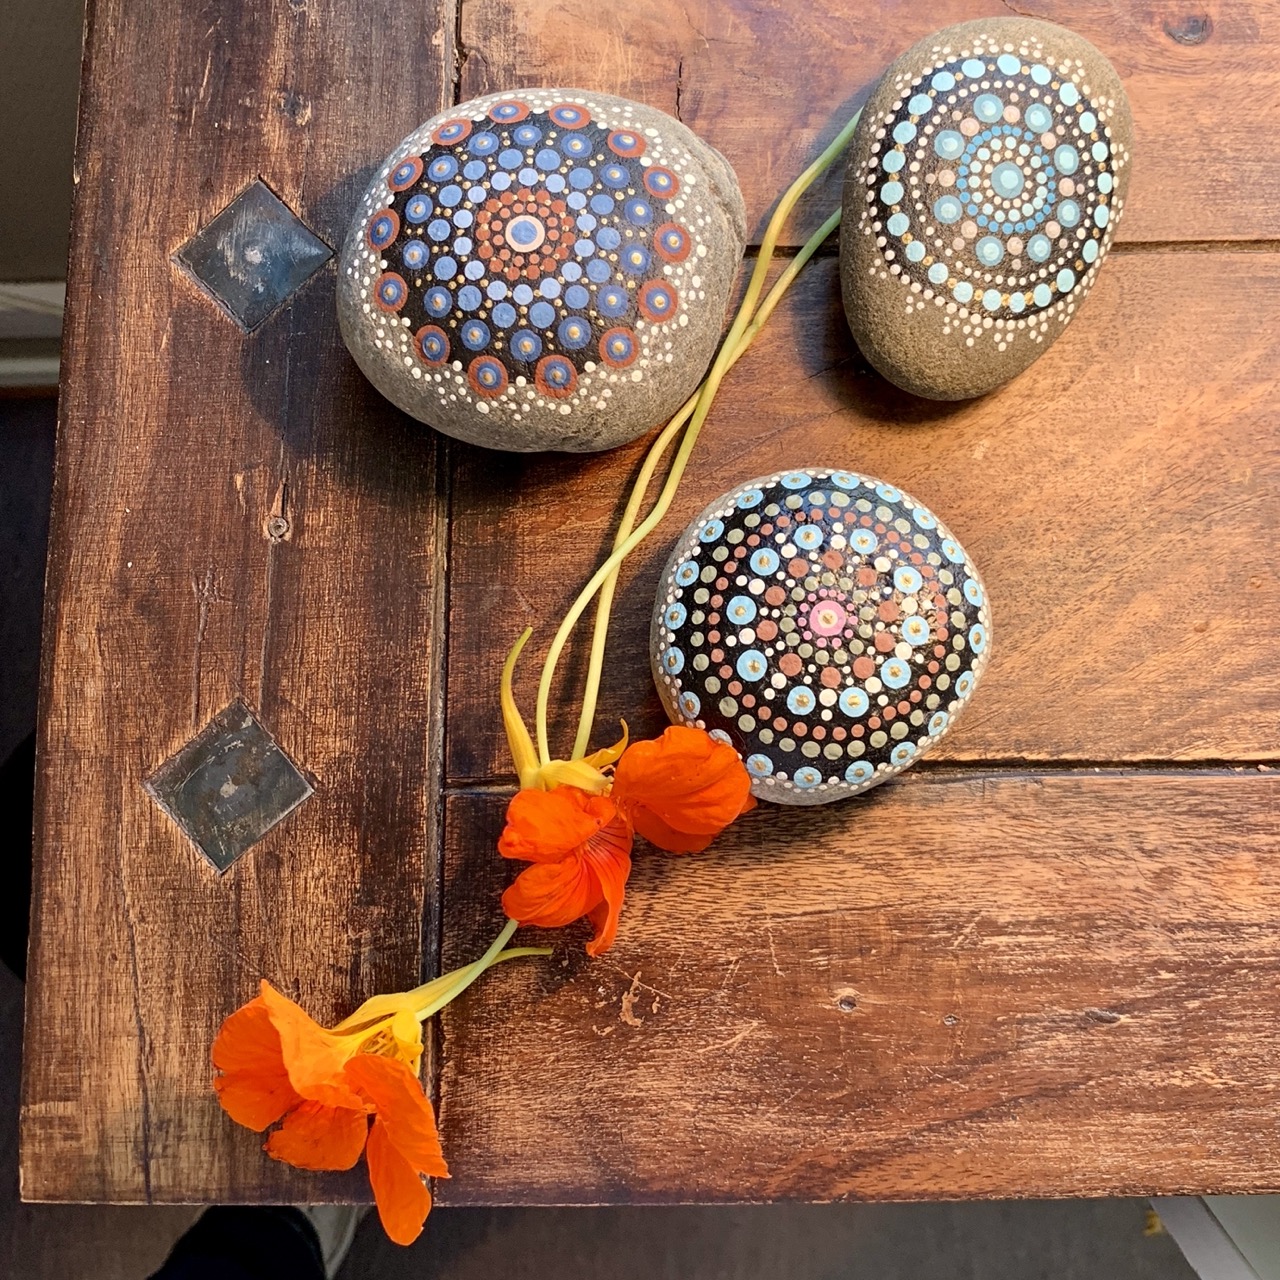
[0,0,84,281]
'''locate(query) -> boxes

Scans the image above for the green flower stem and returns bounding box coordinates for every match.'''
[569,206,844,759]
[413,918,551,1021]
[534,108,862,764]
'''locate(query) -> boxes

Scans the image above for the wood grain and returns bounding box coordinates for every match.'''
[459,0,1280,246]
[21,0,457,1201]
[445,250,1280,783]
[26,0,1280,1210]
[437,771,1280,1203]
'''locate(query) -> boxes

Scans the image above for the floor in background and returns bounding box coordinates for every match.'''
[0,396,1197,1280]
[337,1197,1196,1280]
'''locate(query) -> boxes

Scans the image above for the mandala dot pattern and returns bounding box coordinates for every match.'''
[652,470,991,805]
[339,90,745,453]
[840,18,1133,400]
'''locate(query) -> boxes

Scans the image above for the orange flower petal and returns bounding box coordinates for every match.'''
[613,726,754,853]
[581,816,632,956]
[264,1099,368,1171]
[502,855,600,929]
[212,996,301,1131]
[343,1055,448,1179]
[258,981,366,1112]
[366,1116,433,1246]
[498,786,618,864]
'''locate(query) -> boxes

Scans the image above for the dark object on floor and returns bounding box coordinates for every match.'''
[0,733,34,980]
[147,1206,325,1280]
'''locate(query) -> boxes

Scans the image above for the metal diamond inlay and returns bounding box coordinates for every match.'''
[174,179,333,331]
[144,698,314,872]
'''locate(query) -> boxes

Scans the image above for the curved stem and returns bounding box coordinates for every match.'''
[562,190,852,758]
[414,918,517,1020]
[568,398,698,758]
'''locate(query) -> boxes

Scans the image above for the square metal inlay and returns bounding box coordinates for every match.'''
[145,698,314,872]
[174,179,333,331]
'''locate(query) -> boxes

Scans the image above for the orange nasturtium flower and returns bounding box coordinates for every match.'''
[213,929,546,1245]
[213,980,445,1245]
[499,632,755,954]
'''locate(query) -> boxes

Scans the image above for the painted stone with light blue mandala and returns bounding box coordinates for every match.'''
[839,19,1133,400]
[651,470,991,806]
[338,90,746,452]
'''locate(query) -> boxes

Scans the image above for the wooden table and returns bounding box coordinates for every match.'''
[21,0,1280,1204]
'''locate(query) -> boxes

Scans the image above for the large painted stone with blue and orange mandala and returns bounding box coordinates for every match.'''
[338,90,746,452]
[651,470,991,806]
[840,19,1133,400]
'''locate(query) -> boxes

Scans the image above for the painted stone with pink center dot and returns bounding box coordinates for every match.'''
[651,469,991,805]
[338,89,746,452]
[839,18,1133,400]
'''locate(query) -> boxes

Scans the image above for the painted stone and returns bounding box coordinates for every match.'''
[339,90,746,452]
[839,19,1133,400]
[651,469,991,806]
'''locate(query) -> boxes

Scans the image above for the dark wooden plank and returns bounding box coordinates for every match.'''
[437,771,1280,1203]
[459,0,1280,246]
[444,250,1280,783]
[21,0,456,1201]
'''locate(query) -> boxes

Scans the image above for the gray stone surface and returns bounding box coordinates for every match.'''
[338,90,746,453]
[840,18,1134,401]
[651,469,990,806]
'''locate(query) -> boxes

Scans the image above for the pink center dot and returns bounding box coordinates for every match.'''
[806,599,847,637]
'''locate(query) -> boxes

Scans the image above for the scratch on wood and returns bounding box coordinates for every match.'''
[765,923,784,977]
[620,971,645,1027]
[192,567,217,726]
[1086,1008,1124,1024]
[189,49,213,134]
[696,1021,760,1055]
[259,465,288,705]
[599,960,674,1001]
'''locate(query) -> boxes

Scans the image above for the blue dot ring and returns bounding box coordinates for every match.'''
[353,92,716,419]
[652,469,992,806]
[862,39,1120,325]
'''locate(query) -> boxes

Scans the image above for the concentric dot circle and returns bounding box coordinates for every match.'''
[505,213,547,252]
[374,273,408,311]
[599,326,638,367]
[990,160,1026,199]
[608,129,646,158]
[864,43,1117,324]
[488,100,530,123]
[651,469,991,805]
[367,209,399,251]
[535,354,577,397]
[415,325,449,364]
[358,94,705,417]
[467,355,508,397]
[388,157,423,191]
